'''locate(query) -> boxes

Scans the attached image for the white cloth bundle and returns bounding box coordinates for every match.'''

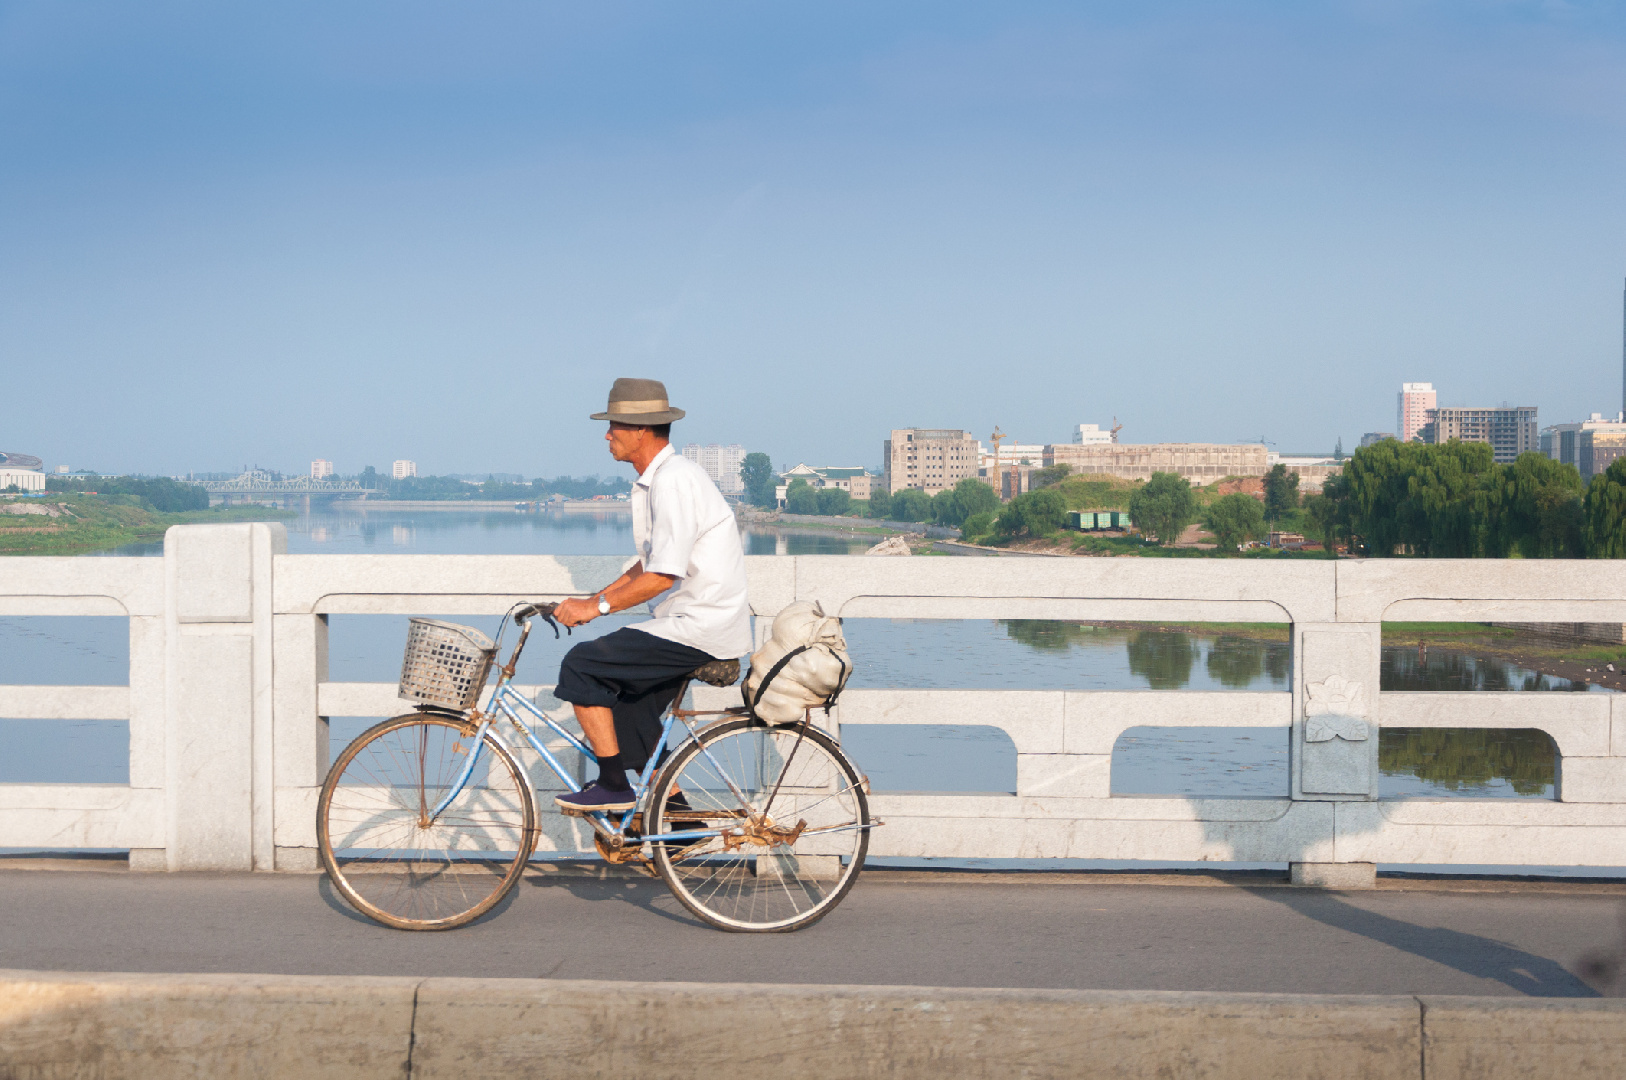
[744,600,853,725]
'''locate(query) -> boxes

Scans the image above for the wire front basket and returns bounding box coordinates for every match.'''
[398,618,497,710]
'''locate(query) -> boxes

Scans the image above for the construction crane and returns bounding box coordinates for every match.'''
[1110,417,1123,444]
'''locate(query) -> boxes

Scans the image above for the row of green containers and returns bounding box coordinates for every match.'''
[1067,510,1127,531]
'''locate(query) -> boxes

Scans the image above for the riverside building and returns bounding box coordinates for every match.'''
[1542,414,1626,480]
[884,429,979,495]
[1398,383,1436,443]
[310,460,334,479]
[1043,442,1269,485]
[1420,406,1538,464]
[392,460,417,480]
[681,443,746,496]
[0,450,45,492]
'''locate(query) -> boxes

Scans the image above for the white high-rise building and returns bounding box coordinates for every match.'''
[681,443,745,494]
[1398,383,1436,443]
[311,459,335,479]
[392,460,417,479]
[1073,424,1113,445]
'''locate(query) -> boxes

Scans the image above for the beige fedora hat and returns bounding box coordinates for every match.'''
[590,377,687,425]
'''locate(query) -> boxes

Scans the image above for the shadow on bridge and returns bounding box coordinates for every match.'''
[1247,887,1602,998]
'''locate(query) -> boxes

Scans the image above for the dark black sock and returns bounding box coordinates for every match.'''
[595,753,631,792]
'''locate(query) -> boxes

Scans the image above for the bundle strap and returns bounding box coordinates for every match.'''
[747,644,814,719]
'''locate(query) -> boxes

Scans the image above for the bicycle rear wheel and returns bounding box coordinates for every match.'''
[647,717,870,932]
[317,713,537,930]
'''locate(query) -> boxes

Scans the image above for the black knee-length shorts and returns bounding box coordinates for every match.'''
[553,627,716,772]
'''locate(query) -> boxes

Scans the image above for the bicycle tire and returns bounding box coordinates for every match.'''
[647,717,870,933]
[317,712,537,930]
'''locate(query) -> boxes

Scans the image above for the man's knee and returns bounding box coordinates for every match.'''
[555,638,619,707]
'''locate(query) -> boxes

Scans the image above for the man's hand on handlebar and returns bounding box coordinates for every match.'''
[552,596,599,628]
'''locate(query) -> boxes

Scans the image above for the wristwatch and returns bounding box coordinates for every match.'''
[596,595,612,616]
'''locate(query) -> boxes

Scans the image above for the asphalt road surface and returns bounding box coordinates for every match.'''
[3,865,1623,998]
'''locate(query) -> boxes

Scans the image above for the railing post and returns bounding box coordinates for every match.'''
[161,522,285,871]
[1289,619,1382,887]
[270,610,328,870]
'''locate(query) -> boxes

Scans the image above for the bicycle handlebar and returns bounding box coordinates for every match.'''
[513,601,569,638]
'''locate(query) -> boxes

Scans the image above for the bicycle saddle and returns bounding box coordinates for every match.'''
[689,658,740,687]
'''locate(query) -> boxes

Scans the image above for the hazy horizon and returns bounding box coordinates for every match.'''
[5,2,1624,478]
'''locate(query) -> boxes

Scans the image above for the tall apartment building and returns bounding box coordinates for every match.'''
[1398,383,1436,442]
[1421,406,1537,464]
[884,429,979,495]
[1044,443,1269,485]
[392,460,417,479]
[681,443,746,495]
[310,459,335,479]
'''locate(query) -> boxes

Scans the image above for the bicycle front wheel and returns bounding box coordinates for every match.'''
[317,713,537,930]
[648,717,870,932]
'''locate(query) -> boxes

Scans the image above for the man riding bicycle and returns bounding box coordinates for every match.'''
[551,377,752,813]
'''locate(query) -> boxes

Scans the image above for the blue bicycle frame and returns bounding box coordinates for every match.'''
[425,614,736,848]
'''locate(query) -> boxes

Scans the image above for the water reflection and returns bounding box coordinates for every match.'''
[1382,648,1603,692]
[1379,728,1556,799]
[1126,631,1198,690]
[1207,634,1292,689]
[742,527,875,556]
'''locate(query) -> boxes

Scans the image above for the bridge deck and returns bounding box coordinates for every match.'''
[3,865,1620,998]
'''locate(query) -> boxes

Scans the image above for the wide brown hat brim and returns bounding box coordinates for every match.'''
[590,406,686,424]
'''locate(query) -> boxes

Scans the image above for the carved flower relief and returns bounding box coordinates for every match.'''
[1303,674,1369,743]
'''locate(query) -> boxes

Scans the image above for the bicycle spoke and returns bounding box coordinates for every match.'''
[649,720,869,932]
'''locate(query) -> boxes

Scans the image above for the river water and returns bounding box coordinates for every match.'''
[2,505,1614,872]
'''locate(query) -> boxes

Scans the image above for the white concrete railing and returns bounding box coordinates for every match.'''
[3,521,1626,875]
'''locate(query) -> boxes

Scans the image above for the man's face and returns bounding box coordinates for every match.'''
[606,422,650,462]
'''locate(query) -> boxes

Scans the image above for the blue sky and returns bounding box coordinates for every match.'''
[3,1,1624,477]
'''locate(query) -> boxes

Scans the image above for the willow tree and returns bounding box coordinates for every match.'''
[1584,459,1626,558]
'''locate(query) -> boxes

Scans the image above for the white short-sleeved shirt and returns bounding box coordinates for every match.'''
[628,444,752,659]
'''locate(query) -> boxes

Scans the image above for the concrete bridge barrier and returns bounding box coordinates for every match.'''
[4,523,1626,879]
[1,969,1623,1079]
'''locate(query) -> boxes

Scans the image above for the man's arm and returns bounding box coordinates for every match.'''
[553,561,679,627]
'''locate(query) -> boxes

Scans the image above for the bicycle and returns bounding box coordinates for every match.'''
[317,602,877,933]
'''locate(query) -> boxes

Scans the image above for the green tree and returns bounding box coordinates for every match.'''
[1262,464,1300,522]
[995,488,1066,538]
[1204,492,1266,552]
[815,488,851,516]
[1341,439,1496,557]
[866,488,893,520]
[1480,453,1583,558]
[1128,472,1198,544]
[740,453,776,508]
[890,488,932,522]
[931,477,998,527]
[1303,473,1354,555]
[1029,463,1072,489]
[785,478,817,514]
[961,510,995,541]
[1584,458,1626,558]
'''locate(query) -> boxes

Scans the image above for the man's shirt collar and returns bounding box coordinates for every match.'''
[634,443,676,489]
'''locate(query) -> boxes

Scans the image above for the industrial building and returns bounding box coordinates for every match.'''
[0,451,46,492]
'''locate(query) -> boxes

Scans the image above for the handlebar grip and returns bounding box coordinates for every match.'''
[513,602,568,637]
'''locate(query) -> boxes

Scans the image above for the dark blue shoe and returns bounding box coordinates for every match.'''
[555,782,637,815]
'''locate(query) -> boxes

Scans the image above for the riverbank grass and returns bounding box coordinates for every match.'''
[0,495,294,556]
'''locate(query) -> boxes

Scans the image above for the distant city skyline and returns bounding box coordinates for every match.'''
[5,3,1625,475]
